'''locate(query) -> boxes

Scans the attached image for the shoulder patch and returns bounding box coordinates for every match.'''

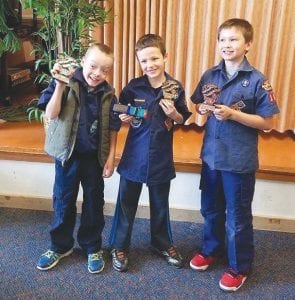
[262,79,273,91]
[262,79,276,102]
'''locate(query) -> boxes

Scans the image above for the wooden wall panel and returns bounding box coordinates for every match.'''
[93,0,294,133]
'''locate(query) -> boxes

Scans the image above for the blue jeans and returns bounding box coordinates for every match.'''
[200,163,255,274]
[109,177,173,251]
[50,153,105,254]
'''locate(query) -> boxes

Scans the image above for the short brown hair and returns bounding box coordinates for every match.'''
[135,34,166,56]
[85,43,114,58]
[218,18,254,43]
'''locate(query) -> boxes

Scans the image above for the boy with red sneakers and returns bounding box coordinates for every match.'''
[190,19,279,291]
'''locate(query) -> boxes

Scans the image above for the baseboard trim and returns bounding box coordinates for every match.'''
[1,195,294,233]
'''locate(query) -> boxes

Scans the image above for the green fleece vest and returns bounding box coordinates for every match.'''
[44,81,114,166]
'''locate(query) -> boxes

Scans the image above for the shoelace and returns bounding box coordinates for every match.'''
[44,250,59,259]
[226,268,242,278]
[116,250,127,262]
[89,252,102,261]
[167,246,179,258]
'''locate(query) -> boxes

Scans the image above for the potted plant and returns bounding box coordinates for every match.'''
[18,0,112,124]
[21,0,112,86]
[0,1,112,123]
[0,0,21,56]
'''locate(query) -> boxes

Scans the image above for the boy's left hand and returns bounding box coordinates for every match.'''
[103,159,114,178]
[160,99,177,118]
[213,104,233,121]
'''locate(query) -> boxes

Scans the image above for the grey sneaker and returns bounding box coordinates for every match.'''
[37,249,73,270]
[88,250,105,274]
[111,249,128,272]
[151,245,183,268]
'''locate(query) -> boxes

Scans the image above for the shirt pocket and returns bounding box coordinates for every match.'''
[241,98,256,114]
[231,92,256,114]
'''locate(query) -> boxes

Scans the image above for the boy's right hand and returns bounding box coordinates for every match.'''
[196,103,211,115]
[51,61,76,84]
[119,113,133,124]
[50,62,62,78]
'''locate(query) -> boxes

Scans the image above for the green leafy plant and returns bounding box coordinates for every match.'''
[21,0,112,85]
[26,99,44,123]
[0,99,44,123]
[0,0,21,56]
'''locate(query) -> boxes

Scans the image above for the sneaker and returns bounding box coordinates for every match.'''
[190,253,216,271]
[152,246,183,268]
[37,249,73,270]
[219,269,247,292]
[88,250,105,274]
[111,249,128,272]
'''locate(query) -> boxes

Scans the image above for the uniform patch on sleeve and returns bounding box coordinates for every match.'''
[262,79,276,102]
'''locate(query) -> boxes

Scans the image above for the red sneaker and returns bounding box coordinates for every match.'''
[219,269,247,292]
[190,253,216,271]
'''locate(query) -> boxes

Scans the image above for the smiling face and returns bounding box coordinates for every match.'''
[218,26,252,67]
[136,46,167,87]
[81,46,113,87]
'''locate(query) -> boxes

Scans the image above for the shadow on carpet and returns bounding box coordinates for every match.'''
[0,208,294,300]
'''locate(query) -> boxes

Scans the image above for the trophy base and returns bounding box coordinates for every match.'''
[52,73,70,84]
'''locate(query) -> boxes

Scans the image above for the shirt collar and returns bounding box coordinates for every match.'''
[132,72,175,88]
[215,57,254,73]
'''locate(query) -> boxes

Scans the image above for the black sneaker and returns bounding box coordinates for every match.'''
[111,249,128,272]
[152,245,183,268]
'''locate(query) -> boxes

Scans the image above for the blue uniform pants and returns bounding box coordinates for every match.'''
[50,153,105,254]
[200,163,255,274]
[109,177,173,251]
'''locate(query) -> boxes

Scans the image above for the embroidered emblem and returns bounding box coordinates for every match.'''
[130,118,142,129]
[231,100,246,111]
[262,79,276,102]
[134,98,145,103]
[262,80,272,91]
[241,79,250,87]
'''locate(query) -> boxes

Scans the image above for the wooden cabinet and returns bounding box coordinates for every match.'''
[0,6,37,105]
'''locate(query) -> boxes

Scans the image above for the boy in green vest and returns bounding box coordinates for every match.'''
[36,44,121,274]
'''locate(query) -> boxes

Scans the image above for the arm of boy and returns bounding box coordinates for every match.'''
[45,62,76,120]
[118,113,133,124]
[194,104,210,127]
[213,104,274,130]
[159,99,184,124]
[103,130,117,178]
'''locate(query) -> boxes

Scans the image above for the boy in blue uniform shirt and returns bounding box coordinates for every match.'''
[109,34,191,272]
[190,19,279,291]
[36,44,120,274]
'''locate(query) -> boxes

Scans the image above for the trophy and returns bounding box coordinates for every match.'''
[52,55,80,84]
[200,84,245,112]
[162,80,179,102]
[113,103,148,119]
[161,80,179,131]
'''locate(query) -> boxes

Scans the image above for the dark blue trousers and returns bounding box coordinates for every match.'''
[109,177,173,251]
[200,163,255,274]
[50,153,105,254]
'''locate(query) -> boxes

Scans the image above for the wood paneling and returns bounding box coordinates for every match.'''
[93,0,295,133]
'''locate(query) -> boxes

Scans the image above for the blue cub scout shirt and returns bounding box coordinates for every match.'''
[191,58,279,173]
[117,74,191,185]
